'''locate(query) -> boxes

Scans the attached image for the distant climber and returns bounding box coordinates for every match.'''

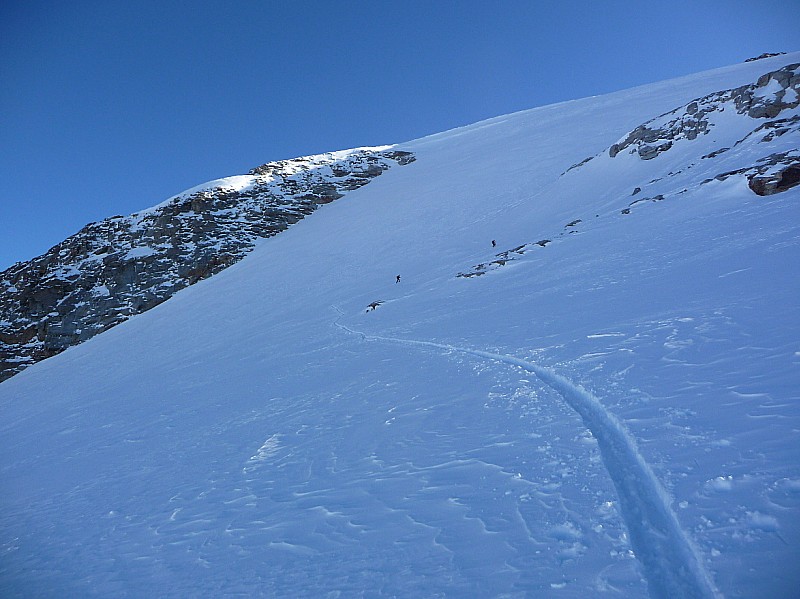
[396,275,401,284]
[492,240,496,247]
[366,301,383,312]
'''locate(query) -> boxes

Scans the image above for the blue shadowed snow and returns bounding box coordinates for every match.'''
[1,52,799,597]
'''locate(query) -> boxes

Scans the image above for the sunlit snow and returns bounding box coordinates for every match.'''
[1,53,799,598]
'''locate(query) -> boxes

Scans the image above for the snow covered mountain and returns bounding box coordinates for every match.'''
[0,149,414,381]
[1,53,799,598]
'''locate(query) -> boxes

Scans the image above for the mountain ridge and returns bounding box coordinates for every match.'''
[0,148,414,381]
[2,53,797,382]
[1,53,799,598]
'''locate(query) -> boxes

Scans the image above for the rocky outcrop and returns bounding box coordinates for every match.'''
[747,154,800,195]
[0,148,415,381]
[745,52,786,62]
[608,63,800,161]
[460,62,799,282]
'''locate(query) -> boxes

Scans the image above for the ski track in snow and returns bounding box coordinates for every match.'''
[334,313,720,599]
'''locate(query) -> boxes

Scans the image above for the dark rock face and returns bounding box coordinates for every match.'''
[748,158,800,195]
[0,148,415,381]
[608,63,800,161]
[745,52,786,63]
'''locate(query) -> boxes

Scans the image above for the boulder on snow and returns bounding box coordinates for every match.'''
[748,163,800,196]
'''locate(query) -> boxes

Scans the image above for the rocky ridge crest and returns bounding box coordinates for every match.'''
[0,148,414,381]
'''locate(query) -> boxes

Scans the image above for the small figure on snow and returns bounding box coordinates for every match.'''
[396,275,401,284]
[366,301,383,312]
[492,240,496,247]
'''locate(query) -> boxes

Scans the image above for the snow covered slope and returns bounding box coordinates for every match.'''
[0,148,414,381]
[2,53,799,598]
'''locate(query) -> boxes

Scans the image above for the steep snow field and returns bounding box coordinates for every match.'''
[2,53,799,597]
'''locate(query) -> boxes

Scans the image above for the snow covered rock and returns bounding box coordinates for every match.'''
[0,148,414,381]
[746,151,800,195]
[745,52,787,62]
[608,62,800,160]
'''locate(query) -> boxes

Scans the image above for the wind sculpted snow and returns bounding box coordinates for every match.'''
[1,52,799,597]
[334,315,720,599]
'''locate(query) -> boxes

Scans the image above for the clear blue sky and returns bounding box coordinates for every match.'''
[1,0,798,271]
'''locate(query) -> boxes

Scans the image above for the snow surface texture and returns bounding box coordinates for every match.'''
[1,52,799,597]
[334,318,719,599]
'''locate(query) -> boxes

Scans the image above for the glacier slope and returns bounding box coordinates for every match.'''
[1,52,799,597]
